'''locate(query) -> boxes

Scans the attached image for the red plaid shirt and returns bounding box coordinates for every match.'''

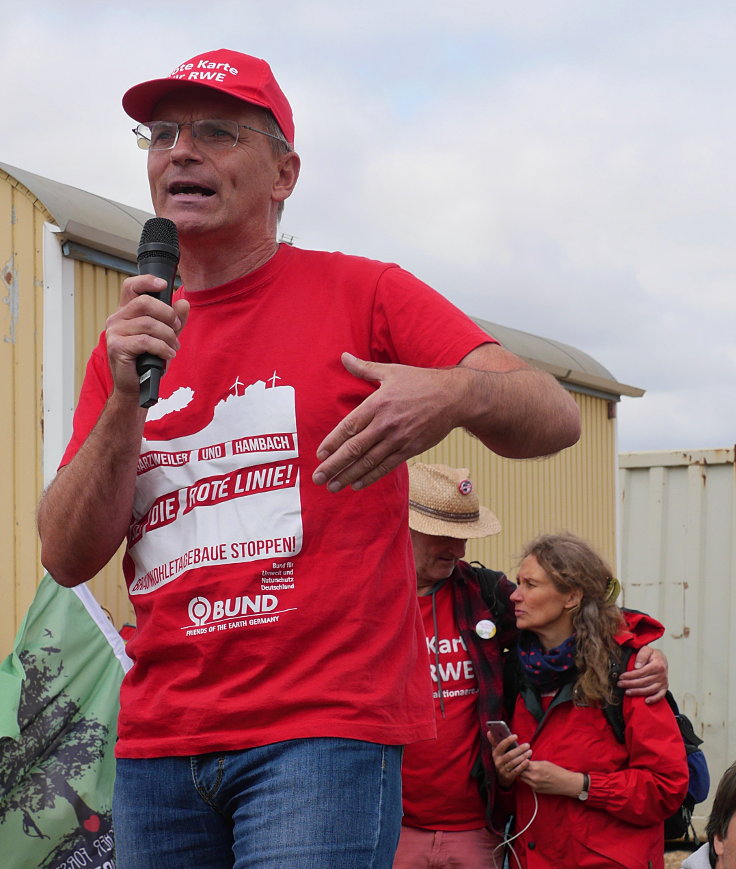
[450,561,519,824]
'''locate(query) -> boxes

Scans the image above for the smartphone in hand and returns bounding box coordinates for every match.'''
[487,720,519,749]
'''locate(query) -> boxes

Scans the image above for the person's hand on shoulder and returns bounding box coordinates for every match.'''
[618,646,669,704]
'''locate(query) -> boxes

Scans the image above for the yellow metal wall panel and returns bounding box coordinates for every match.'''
[0,220,135,655]
[13,195,43,617]
[0,171,53,655]
[418,392,617,580]
[74,261,123,387]
[0,177,16,652]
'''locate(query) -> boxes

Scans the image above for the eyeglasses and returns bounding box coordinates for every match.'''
[132,119,291,151]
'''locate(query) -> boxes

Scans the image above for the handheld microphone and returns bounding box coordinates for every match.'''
[135,218,180,408]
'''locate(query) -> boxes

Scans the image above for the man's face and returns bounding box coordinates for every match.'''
[410,530,467,593]
[715,812,736,869]
[145,87,295,246]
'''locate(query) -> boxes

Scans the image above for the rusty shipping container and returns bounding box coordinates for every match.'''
[619,447,736,833]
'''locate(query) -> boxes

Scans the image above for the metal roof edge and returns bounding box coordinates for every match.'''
[0,161,152,262]
[523,358,645,398]
[473,316,645,400]
[619,447,735,468]
[63,219,140,262]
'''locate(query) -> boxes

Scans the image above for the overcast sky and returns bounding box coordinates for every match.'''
[2,0,734,452]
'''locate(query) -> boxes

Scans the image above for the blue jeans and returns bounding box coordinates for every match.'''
[112,738,402,869]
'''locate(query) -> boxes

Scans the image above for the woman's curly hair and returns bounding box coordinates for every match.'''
[521,532,625,706]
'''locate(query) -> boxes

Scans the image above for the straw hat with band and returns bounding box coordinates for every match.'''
[122,48,295,146]
[408,463,501,539]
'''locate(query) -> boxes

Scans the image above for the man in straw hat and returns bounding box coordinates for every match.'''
[38,48,582,869]
[395,463,668,869]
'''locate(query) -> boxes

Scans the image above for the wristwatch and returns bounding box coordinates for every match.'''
[578,772,590,801]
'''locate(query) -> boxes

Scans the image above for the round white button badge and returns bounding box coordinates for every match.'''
[475,619,496,639]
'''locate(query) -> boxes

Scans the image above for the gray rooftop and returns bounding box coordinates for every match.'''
[1,161,149,261]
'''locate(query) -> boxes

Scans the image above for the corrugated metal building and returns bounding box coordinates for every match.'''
[0,160,643,654]
[1,162,151,650]
[620,448,736,831]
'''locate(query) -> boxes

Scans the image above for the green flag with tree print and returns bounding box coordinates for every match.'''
[0,574,131,869]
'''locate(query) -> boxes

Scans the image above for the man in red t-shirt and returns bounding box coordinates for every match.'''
[396,463,669,869]
[37,50,583,869]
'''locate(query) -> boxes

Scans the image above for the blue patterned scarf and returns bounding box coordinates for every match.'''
[518,631,577,694]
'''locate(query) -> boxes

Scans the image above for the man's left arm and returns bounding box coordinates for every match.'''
[619,647,669,704]
[313,342,581,492]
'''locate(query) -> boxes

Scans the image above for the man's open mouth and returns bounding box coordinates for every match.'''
[170,184,215,197]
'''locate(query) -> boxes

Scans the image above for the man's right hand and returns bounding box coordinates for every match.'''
[105,274,190,396]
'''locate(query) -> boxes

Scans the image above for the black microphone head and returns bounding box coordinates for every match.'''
[137,217,180,264]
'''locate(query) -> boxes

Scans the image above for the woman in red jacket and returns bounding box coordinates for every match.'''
[490,532,688,869]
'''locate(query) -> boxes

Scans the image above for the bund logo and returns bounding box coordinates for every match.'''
[188,596,212,626]
[186,593,280,628]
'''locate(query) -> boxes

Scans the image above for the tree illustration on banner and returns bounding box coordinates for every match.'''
[0,576,131,869]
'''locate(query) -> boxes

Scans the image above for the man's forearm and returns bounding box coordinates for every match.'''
[311,345,581,493]
[457,363,581,459]
[38,393,146,587]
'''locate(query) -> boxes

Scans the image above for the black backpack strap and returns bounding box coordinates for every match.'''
[602,645,635,744]
[665,693,704,752]
[502,646,520,722]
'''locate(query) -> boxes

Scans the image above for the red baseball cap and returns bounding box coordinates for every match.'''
[122,49,295,145]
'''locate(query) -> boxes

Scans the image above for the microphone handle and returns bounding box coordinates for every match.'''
[137,255,178,408]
